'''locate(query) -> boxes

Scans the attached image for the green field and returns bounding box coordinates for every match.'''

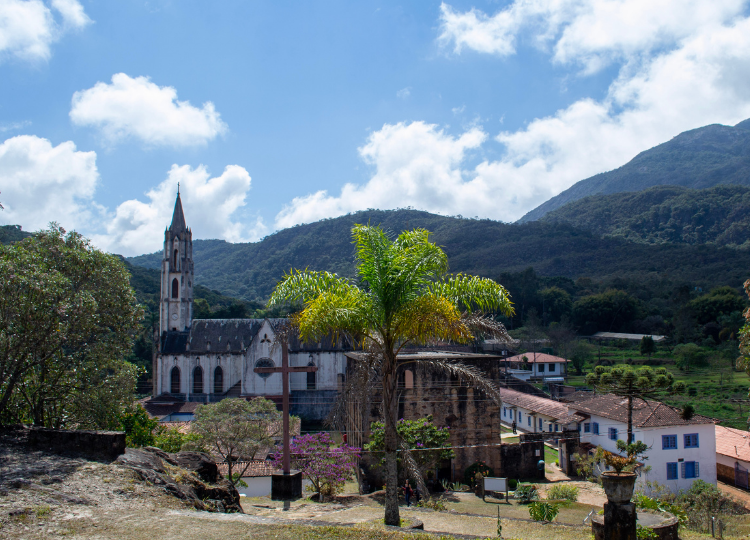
[559,343,750,429]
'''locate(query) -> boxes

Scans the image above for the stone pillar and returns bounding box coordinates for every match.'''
[602,501,636,540]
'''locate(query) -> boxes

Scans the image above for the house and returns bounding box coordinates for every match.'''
[715,425,750,490]
[499,387,583,434]
[216,461,311,497]
[503,353,571,380]
[145,191,351,422]
[569,394,717,493]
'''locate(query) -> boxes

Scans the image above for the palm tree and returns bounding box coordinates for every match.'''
[269,225,513,525]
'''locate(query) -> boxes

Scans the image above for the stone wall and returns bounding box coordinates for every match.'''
[717,463,735,485]
[27,427,126,458]
[498,441,545,480]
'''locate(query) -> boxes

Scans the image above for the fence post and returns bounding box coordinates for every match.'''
[711,516,715,537]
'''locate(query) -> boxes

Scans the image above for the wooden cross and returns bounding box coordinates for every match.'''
[253,339,317,474]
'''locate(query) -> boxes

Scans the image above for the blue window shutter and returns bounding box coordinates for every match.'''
[528,417,531,426]
[696,462,700,478]
[681,462,686,478]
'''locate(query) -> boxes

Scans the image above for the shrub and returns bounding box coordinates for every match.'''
[547,484,579,502]
[515,483,538,504]
[528,501,559,522]
[464,461,494,488]
[636,525,658,540]
[508,478,518,490]
[416,497,447,511]
[152,424,186,452]
[676,479,746,533]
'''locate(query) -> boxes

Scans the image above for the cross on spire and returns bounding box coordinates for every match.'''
[254,338,317,474]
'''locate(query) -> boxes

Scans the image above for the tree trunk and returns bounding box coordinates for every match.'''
[382,350,401,526]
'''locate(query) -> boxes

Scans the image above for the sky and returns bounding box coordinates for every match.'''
[2,0,750,256]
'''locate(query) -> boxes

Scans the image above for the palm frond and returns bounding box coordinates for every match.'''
[400,359,502,406]
[399,441,429,497]
[268,270,356,307]
[294,288,375,344]
[392,294,473,346]
[460,312,513,343]
[431,274,514,315]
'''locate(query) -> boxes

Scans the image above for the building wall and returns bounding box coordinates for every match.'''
[500,404,572,433]
[578,414,716,493]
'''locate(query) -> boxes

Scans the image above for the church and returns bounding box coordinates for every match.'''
[150,192,350,422]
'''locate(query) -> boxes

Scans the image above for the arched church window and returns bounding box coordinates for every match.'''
[173,249,179,268]
[193,366,203,394]
[214,366,223,394]
[172,278,179,298]
[404,370,414,389]
[255,358,274,379]
[307,361,316,390]
[170,366,180,394]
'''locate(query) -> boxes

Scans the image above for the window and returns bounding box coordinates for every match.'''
[518,412,522,422]
[214,366,223,394]
[173,249,178,268]
[528,416,531,427]
[503,407,507,417]
[306,361,316,390]
[404,370,414,389]
[584,423,591,433]
[684,434,699,448]
[629,433,635,443]
[662,435,677,449]
[171,278,179,298]
[548,424,553,432]
[538,363,545,372]
[539,418,543,430]
[593,422,599,435]
[609,427,618,440]
[667,462,678,480]
[682,461,700,479]
[549,363,556,372]
[255,358,274,379]
[170,366,180,394]
[193,366,203,394]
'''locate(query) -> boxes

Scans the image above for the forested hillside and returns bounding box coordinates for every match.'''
[0,225,32,244]
[540,184,750,249]
[520,118,750,222]
[128,208,750,303]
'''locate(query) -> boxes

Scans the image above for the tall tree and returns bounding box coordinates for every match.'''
[585,366,674,443]
[269,225,513,525]
[639,335,657,362]
[0,225,142,427]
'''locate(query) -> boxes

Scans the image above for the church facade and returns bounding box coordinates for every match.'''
[151,192,349,422]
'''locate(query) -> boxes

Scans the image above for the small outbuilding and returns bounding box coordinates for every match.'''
[715,425,750,490]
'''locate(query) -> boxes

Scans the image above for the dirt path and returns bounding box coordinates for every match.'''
[719,481,750,509]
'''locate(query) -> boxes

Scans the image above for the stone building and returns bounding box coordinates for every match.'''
[150,192,349,422]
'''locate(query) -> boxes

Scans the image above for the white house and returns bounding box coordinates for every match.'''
[715,425,750,489]
[569,394,717,493]
[499,387,583,434]
[503,353,570,380]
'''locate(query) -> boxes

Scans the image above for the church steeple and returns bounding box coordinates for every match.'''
[169,188,187,234]
[159,187,194,335]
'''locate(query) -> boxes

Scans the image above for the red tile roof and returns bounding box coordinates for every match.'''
[505,353,570,364]
[716,425,750,462]
[217,460,281,478]
[500,387,582,422]
[569,394,714,428]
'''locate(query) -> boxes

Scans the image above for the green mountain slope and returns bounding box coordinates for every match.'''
[519,119,750,222]
[128,209,750,301]
[540,184,750,249]
[0,225,33,244]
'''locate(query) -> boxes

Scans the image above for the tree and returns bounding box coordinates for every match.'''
[639,336,657,362]
[268,225,513,525]
[365,416,453,478]
[673,343,708,372]
[273,432,360,502]
[0,226,143,426]
[188,397,290,489]
[119,404,158,447]
[585,366,674,444]
[572,289,640,335]
[568,340,594,376]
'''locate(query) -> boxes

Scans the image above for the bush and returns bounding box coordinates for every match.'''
[153,424,186,452]
[464,461,493,488]
[528,501,559,521]
[547,484,579,502]
[508,478,518,490]
[636,525,658,540]
[676,479,745,533]
[416,497,447,511]
[515,483,538,504]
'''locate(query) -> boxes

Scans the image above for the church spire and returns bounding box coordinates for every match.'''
[169,188,187,233]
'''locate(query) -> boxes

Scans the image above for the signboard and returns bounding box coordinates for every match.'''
[483,477,509,502]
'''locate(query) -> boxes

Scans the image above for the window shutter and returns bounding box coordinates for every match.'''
[681,462,686,478]
[696,462,700,478]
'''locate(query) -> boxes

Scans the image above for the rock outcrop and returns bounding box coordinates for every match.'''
[115,448,241,513]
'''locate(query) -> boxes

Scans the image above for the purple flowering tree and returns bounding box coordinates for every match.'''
[273,432,360,502]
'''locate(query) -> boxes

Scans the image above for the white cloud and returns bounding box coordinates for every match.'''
[0,135,98,231]
[93,164,265,256]
[0,0,90,63]
[0,120,31,132]
[396,87,411,99]
[277,10,750,226]
[70,73,228,147]
[275,122,487,228]
[438,0,745,73]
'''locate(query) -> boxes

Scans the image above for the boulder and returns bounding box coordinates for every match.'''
[170,452,219,483]
[115,448,166,474]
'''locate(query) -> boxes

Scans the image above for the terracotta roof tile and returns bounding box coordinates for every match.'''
[217,460,281,477]
[569,394,714,428]
[505,353,570,364]
[716,425,750,462]
[500,387,576,421]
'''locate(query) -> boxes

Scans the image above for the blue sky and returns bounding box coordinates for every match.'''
[2,0,750,255]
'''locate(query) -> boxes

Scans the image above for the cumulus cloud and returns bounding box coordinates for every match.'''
[0,0,90,63]
[70,73,228,147]
[438,0,744,73]
[93,164,264,256]
[396,87,411,99]
[276,7,750,226]
[0,135,98,231]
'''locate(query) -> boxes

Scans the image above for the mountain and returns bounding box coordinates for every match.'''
[540,184,750,249]
[128,208,750,301]
[519,118,750,222]
[0,225,33,244]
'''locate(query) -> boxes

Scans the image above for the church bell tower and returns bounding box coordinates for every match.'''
[160,189,194,334]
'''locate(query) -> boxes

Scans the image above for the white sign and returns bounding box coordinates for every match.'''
[483,477,507,492]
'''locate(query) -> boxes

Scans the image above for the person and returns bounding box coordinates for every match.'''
[403,480,413,507]
[511,420,517,434]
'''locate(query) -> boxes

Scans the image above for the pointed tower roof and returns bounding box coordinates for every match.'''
[169,190,187,233]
